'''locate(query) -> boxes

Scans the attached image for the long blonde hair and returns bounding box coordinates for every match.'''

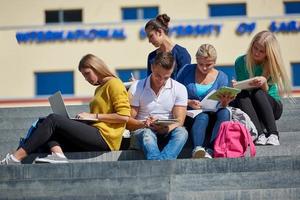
[78,54,116,79]
[246,30,291,96]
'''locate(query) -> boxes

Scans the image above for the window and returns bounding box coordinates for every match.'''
[116,69,147,82]
[215,66,236,80]
[209,3,246,17]
[45,9,82,24]
[291,63,300,87]
[122,7,158,20]
[284,1,300,14]
[35,71,74,96]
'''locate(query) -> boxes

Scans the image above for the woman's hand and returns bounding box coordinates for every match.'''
[75,112,96,119]
[249,76,267,88]
[188,99,201,109]
[217,92,236,107]
[249,76,268,91]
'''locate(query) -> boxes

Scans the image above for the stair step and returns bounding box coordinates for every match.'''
[0,105,89,118]
[170,188,300,200]
[1,155,299,181]
[0,169,299,199]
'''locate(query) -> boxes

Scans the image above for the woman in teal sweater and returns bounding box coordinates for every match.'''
[233,30,291,146]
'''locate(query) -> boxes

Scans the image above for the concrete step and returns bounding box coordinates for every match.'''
[171,170,300,191]
[170,188,300,200]
[0,105,89,118]
[0,177,170,199]
[0,189,298,200]
[277,111,300,132]
[0,165,300,198]
[0,157,299,199]
[0,131,299,162]
[1,155,299,181]
[0,193,168,200]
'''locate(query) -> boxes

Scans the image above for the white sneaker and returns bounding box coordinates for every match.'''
[255,134,268,145]
[0,153,21,165]
[266,134,280,146]
[35,153,68,164]
[204,151,212,159]
[192,146,206,158]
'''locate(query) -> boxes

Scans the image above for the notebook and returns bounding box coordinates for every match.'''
[233,77,257,90]
[207,86,241,101]
[48,91,98,122]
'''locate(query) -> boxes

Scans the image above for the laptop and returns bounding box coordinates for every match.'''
[48,91,98,122]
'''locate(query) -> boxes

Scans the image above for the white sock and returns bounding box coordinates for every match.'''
[53,152,66,158]
[10,154,21,162]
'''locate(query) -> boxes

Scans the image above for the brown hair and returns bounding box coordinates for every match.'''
[145,14,170,35]
[153,52,174,70]
[78,54,116,78]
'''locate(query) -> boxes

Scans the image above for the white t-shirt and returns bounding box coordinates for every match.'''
[129,76,188,120]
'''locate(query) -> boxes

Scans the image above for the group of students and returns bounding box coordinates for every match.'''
[0,14,291,164]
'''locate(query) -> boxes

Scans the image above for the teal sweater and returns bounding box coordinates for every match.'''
[234,55,280,101]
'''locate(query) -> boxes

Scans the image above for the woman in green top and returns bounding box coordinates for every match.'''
[233,30,291,146]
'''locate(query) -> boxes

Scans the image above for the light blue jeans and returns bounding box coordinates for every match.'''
[191,108,230,150]
[131,127,188,160]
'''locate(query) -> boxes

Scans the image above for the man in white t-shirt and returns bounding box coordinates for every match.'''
[126,52,188,160]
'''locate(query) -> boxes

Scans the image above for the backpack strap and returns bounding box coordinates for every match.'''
[240,122,256,157]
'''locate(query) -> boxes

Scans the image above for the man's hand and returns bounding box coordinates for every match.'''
[149,123,169,135]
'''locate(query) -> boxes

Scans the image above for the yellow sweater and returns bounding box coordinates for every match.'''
[90,78,130,150]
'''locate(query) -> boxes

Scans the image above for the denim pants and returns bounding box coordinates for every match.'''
[131,127,188,160]
[191,108,230,150]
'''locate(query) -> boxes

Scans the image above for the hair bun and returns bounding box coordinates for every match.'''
[156,14,170,27]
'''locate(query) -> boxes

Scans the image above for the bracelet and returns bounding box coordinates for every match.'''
[96,113,99,119]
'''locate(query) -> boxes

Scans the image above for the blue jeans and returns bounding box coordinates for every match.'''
[191,108,230,150]
[131,127,188,160]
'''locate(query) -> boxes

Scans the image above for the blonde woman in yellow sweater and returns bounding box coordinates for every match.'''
[1,54,131,164]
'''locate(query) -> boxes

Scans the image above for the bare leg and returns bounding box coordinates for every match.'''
[13,145,64,161]
[13,148,28,161]
[50,145,64,154]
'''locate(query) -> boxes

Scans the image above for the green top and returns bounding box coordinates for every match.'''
[234,55,280,101]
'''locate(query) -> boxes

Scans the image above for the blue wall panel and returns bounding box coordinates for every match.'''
[35,71,74,95]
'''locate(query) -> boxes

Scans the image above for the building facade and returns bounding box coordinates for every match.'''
[0,0,300,106]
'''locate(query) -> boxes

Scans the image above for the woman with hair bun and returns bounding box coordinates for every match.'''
[145,14,191,79]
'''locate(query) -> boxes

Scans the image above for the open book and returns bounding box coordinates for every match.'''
[186,87,240,118]
[186,110,203,118]
[207,86,241,101]
[186,90,219,118]
[200,89,219,111]
[233,78,257,90]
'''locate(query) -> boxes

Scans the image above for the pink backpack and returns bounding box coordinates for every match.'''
[213,121,256,158]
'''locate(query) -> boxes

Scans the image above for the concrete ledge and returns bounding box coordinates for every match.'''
[0,155,298,181]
